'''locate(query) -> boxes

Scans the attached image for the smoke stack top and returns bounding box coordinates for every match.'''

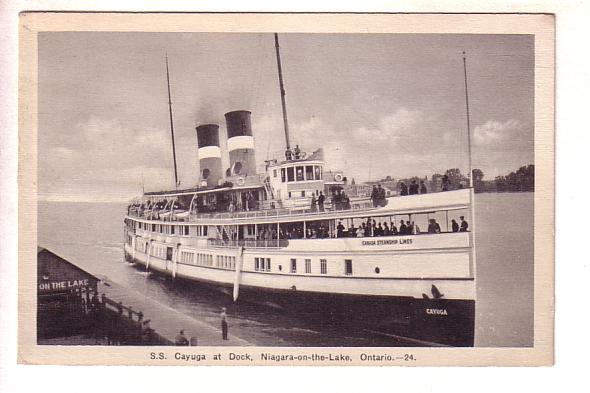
[225,110,252,138]
[196,124,220,148]
[225,110,256,176]
[195,123,222,186]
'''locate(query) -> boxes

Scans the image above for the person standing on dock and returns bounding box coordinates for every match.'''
[175,329,189,346]
[220,307,228,340]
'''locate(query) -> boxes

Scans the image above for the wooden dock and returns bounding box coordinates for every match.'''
[98,280,252,346]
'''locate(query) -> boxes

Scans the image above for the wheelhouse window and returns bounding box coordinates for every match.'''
[314,166,322,180]
[344,259,353,276]
[287,167,295,182]
[290,258,297,273]
[184,226,189,236]
[281,168,286,182]
[296,166,304,181]
[305,166,314,180]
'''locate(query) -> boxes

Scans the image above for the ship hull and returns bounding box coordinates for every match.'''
[125,249,475,347]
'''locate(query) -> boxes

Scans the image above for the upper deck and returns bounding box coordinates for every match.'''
[127,188,473,225]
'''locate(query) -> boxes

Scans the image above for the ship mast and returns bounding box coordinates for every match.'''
[462,51,477,280]
[274,33,291,151]
[165,54,179,188]
[462,51,473,188]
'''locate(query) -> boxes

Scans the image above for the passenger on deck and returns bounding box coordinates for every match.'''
[375,223,384,236]
[377,184,387,206]
[311,194,317,212]
[318,191,325,212]
[285,148,293,161]
[341,191,351,210]
[442,175,451,191]
[336,221,345,238]
[407,221,414,235]
[349,225,357,237]
[452,219,459,233]
[391,223,398,235]
[383,222,390,236]
[460,216,469,232]
[366,218,373,237]
[358,223,366,237]
[371,185,378,207]
[428,219,442,234]
[400,182,408,196]
[420,180,428,194]
[399,220,407,235]
[409,180,419,195]
[411,221,420,234]
[294,145,301,159]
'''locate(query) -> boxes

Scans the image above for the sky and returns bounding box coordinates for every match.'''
[38,32,534,202]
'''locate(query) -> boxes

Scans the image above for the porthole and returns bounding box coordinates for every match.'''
[375,267,380,274]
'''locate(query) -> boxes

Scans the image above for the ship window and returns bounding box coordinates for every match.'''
[296,166,304,181]
[255,257,261,271]
[266,258,271,272]
[281,168,286,182]
[184,226,189,236]
[301,191,305,197]
[320,259,327,274]
[288,192,292,198]
[203,226,208,236]
[305,166,314,180]
[152,224,156,232]
[305,259,311,274]
[273,169,277,178]
[315,166,322,180]
[287,167,295,182]
[344,259,353,276]
[290,258,297,273]
[171,225,175,235]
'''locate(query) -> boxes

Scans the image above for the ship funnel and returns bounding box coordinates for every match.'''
[196,124,223,187]
[225,110,256,176]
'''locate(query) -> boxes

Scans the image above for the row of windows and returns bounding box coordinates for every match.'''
[255,257,271,272]
[150,245,167,259]
[290,258,332,274]
[252,258,349,276]
[137,222,207,237]
[179,251,214,267]
[276,165,323,183]
[216,255,236,270]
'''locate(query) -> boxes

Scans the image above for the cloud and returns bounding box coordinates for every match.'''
[473,119,523,145]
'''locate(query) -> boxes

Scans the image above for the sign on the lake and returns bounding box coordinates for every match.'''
[17,12,554,370]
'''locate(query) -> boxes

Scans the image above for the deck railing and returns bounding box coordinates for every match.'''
[208,238,289,249]
[128,197,377,222]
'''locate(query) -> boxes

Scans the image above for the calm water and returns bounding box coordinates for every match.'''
[38,192,533,347]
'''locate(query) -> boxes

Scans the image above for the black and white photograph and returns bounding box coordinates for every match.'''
[17,12,554,366]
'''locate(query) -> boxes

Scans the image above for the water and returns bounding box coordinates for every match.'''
[37,192,533,347]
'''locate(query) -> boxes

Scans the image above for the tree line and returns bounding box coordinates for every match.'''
[391,164,534,193]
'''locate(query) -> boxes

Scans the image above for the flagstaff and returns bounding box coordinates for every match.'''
[166,54,180,188]
[274,33,291,151]
[462,51,473,188]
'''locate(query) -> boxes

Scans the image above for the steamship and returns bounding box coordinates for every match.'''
[123,35,477,347]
